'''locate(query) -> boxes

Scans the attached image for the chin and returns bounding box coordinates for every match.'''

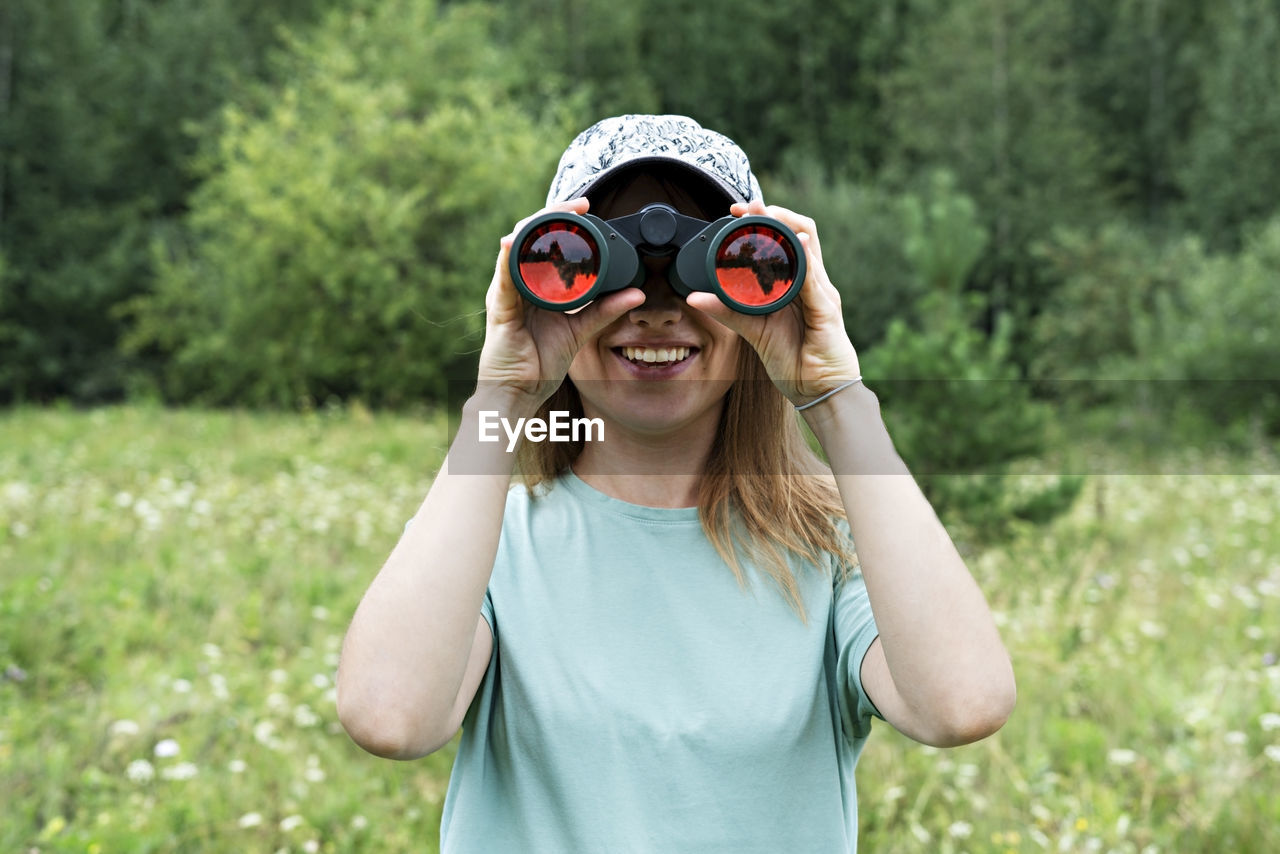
[585,385,726,436]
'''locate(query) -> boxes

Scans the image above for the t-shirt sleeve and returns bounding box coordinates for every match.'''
[479,587,495,635]
[832,541,883,742]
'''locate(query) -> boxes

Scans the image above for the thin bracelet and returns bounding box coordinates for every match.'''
[794,377,862,412]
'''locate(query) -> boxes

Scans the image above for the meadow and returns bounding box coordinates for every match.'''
[2,406,1278,853]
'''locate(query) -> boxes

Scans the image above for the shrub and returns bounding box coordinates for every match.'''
[861,172,1081,540]
[762,164,922,353]
[127,0,561,407]
[1136,217,1280,437]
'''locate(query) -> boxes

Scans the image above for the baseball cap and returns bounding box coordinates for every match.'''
[545,114,763,208]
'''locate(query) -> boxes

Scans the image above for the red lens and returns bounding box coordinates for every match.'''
[713,225,797,307]
[516,222,599,304]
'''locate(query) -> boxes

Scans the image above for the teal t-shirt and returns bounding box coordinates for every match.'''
[439,471,882,853]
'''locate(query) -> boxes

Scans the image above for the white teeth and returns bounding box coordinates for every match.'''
[622,346,691,364]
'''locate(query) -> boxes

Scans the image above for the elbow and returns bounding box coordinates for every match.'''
[336,686,456,760]
[920,668,1017,748]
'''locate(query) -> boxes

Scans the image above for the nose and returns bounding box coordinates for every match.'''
[628,255,683,325]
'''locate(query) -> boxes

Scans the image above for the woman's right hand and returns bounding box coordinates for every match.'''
[477,197,645,411]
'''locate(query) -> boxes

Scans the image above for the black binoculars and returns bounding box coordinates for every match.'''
[509,203,806,315]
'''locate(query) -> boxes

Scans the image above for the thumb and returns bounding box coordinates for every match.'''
[685,292,755,340]
[566,287,647,344]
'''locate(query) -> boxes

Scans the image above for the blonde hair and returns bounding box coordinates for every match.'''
[516,344,857,622]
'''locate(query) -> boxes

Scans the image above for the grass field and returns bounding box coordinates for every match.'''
[2,406,1278,852]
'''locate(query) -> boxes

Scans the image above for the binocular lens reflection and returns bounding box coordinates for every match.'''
[713,226,797,308]
[516,223,600,303]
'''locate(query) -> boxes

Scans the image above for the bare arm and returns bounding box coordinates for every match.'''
[685,199,1014,748]
[336,197,645,760]
[336,393,527,759]
[805,383,1016,747]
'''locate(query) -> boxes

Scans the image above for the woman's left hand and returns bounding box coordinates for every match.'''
[684,199,861,405]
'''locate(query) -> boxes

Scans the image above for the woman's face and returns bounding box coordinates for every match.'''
[566,174,742,436]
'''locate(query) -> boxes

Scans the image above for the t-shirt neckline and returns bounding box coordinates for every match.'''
[559,467,702,523]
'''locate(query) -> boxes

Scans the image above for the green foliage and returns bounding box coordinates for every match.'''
[128,0,559,407]
[883,0,1109,348]
[762,163,921,353]
[1180,0,1280,248]
[1134,217,1280,437]
[1030,223,1205,386]
[899,171,987,297]
[0,0,343,403]
[1069,0,1206,225]
[861,174,1079,539]
[5,408,1279,851]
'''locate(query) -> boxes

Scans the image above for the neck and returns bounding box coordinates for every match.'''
[570,398,724,509]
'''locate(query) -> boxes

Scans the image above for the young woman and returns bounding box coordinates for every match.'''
[337,115,1016,852]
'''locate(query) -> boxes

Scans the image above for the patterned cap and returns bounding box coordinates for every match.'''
[545,114,762,207]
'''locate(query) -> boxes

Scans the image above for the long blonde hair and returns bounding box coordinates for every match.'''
[516,343,856,622]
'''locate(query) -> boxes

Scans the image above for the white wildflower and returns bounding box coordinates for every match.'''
[153,739,180,758]
[126,759,155,783]
[351,815,368,830]
[1261,713,1280,732]
[172,678,193,694]
[228,759,247,774]
[1225,731,1247,746]
[110,720,140,738]
[1265,745,1280,763]
[1108,748,1138,766]
[237,812,263,829]
[948,821,973,839]
[280,815,305,832]
[161,761,197,781]
[253,720,277,746]
[293,704,319,728]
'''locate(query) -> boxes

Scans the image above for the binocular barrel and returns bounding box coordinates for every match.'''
[510,205,806,315]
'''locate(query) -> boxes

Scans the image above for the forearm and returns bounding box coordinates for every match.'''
[336,390,532,754]
[804,383,1015,740]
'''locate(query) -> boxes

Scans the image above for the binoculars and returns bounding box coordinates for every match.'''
[509,203,806,315]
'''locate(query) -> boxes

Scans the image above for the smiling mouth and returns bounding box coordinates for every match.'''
[615,346,696,367]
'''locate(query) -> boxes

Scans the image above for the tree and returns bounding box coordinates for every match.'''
[883,0,1108,335]
[128,0,561,407]
[0,0,345,402]
[1179,0,1280,248]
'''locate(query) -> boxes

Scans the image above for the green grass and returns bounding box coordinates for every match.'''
[3,406,1278,852]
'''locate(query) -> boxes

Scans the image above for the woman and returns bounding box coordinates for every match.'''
[337,115,1016,852]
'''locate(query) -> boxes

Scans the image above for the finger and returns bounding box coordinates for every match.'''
[486,234,527,326]
[685,292,761,342]
[490,198,593,323]
[566,286,647,343]
[796,233,839,314]
[506,196,591,242]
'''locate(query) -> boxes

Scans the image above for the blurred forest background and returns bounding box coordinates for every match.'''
[3,0,1280,851]
[2,0,1278,425]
